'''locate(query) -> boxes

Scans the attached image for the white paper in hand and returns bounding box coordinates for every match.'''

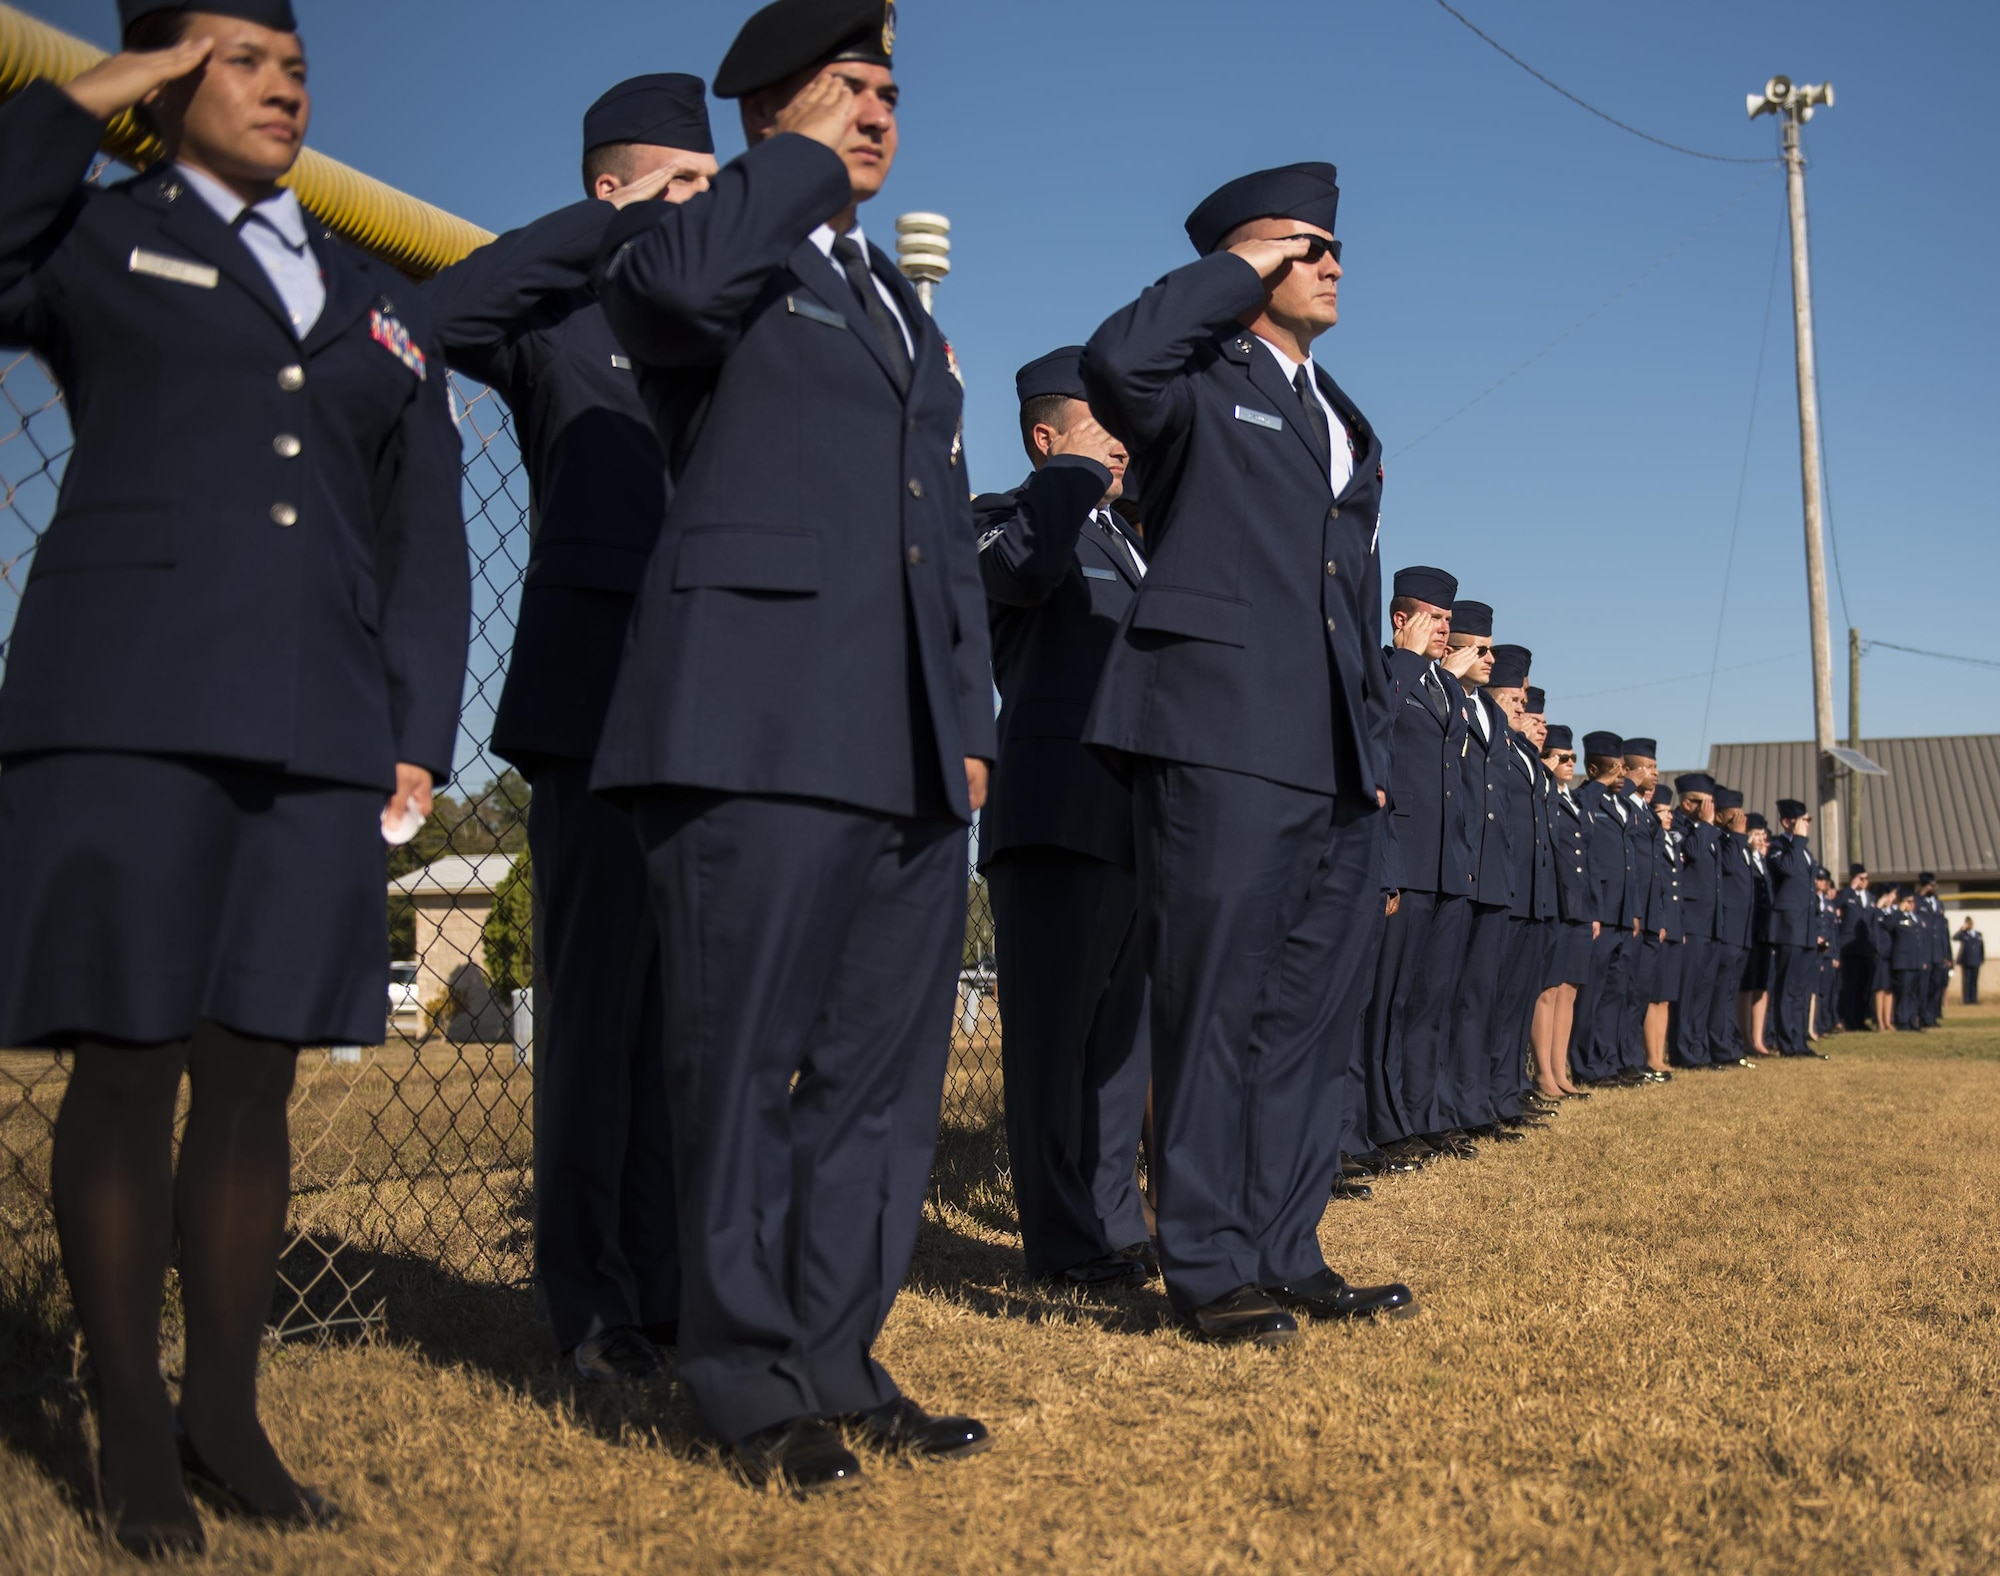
[381,801,425,847]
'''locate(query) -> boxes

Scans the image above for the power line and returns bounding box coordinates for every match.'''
[1429,0,1778,166]
[1392,172,1775,460]
[1863,640,2000,673]
[1699,205,1788,757]
[1556,649,1808,706]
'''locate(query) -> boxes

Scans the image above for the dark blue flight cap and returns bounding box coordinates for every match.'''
[1652,785,1675,807]
[1185,162,1341,256]
[1583,731,1624,758]
[1712,785,1744,810]
[1623,737,1659,758]
[1015,346,1087,405]
[1919,870,1937,884]
[1676,772,1716,795]
[1524,687,1546,715]
[1392,566,1457,609]
[1815,866,1833,881]
[1776,798,1807,820]
[1487,645,1532,689]
[1745,812,1769,831]
[584,74,714,155]
[121,0,296,32]
[1848,862,1868,878]
[715,0,895,99]
[1542,725,1574,752]
[1450,600,1493,639]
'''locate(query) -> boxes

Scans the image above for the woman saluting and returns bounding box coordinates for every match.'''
[0,2,467,1555]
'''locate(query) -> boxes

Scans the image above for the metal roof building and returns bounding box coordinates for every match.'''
[1705,734,2000,886]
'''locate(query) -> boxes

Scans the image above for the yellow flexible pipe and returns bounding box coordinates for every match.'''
[0,2,491,277]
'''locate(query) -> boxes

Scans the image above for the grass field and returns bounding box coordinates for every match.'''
[4,1009,1999,1573]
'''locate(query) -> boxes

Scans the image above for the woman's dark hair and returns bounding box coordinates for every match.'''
[123,10,193,50]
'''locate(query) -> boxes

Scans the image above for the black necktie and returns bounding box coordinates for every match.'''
[830,235,912,393]
[1422,664,1448,716]
[1292,363,1332,475]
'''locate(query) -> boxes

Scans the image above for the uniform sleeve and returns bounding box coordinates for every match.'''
[1080,250,1266,451]
[0,80,111,350]
[422,198,613,389]
[975,456,1112,608]
[372,302,471,779]
[1360,527,1391,797]
[946,459,998,766]
[594,134,851,368]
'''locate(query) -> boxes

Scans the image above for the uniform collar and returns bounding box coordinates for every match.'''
[176,162,310,251]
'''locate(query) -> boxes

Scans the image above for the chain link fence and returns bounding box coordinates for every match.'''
[0,249,1007,1351]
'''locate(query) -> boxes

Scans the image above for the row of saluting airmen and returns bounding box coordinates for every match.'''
[0,0,1935,1540]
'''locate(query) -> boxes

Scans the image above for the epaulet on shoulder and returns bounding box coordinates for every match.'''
[971,492,1013,510]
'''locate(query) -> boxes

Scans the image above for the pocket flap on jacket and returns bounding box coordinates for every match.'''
[673,529,820,594]
[30,507,178,576]
[1127,585,1250,647]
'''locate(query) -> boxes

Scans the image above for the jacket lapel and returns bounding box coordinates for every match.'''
[1319,367,1382,501]
[1090,512,1144,587]
[302,234,376,357]
[134,172,296,340]
[788,238,909,398]
[1215,333,1330,486]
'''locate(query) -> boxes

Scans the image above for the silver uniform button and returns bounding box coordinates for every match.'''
[273,434,302,459]
[278,365,305,391]
[1325,560,1337,576]
[907,479,925,499]
[1325,617,1336,634]
[907,545,924,566]
[271,503,298,527]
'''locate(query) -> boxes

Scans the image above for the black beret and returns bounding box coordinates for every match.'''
[121,0,295,32]
[1652,786,1675,808]
[1623,737,1659,758]
[1524,687,1546,715]
[1712,786,1745,810]
[1542,725,1573,752]
[1919,871,1936,883]
[1015,346,1087,405]
[584,74,714,156]
[1675,773,1716,795]
[1776,798,1808,820]
[715,0,894,99]
[1583,732,1624,758]
[1450,600,1493,638]
[1745,812,1769,830]
[1392,565,1457,609]
[1848,862,1868,878]
[1185,162,1340,256]
[1487,644,1532,689]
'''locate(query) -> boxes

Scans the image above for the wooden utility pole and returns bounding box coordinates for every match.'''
[1749,76,1839,857]
[1847,627,1863,870]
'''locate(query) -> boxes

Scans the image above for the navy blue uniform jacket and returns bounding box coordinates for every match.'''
[590,135,994,818]
[0,82,467,788]
[1957,929,1985,970]
[1461,696,1515,909]
[976,455,1140,869]
[1379,648,1474,895]
[1765,832,1815,946]
[1550,785,1592,923]
[1078,252,1388,805]
[1499,737,1556,921]
[1716,831,1757,950]
[1576,781,1638,928]
[1836,887,1875,954]
[1888,910,1926,969]
[1676,815,1723,942]
[424,197,665,767]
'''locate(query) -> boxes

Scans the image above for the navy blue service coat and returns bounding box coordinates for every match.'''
[424,197,666,767]
[1078,252,1388,804]
[1380,648,1474,895]
[592,134,995,816]
[976,456,1142,869]
[1461,697,1516,911]
[1550,786,1592,923]
[0,82,468,787]
[1765,832,1816,947]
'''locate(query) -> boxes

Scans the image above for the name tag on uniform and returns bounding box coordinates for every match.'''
[611,355,632,370]
[787,295,850,331]
[1082,567,1118,581]
[129,248,218,289]
[1234,405,1283,431]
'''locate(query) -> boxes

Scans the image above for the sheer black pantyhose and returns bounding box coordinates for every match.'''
[53,1021,305,1537]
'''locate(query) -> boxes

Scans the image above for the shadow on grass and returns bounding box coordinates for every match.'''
[0,1258,95,1525]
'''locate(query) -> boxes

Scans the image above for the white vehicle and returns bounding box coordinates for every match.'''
[387,961,423,1029]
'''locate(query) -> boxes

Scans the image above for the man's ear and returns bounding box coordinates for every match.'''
[1031,422,1058,461]
[594,172,622,202]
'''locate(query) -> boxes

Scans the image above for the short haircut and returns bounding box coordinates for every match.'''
[1019,393,1074,465]
[582,141,648,195]
[1389,596,1423,620]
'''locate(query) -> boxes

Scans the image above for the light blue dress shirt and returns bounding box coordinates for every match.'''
[177,162,325,338]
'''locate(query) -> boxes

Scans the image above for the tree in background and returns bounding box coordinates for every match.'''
[482,849,535,999]
[964,873,994,969]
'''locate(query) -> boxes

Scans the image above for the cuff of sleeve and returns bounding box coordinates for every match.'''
[1042,454,1113,490]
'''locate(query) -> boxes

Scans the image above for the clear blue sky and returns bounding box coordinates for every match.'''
[35,0,2000,770]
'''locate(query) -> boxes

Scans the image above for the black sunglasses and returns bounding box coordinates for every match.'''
[1279,234,1343,265]
[1549,751,1577,764]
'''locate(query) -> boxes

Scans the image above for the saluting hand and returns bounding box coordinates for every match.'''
[1226,234,1314,281]
[1392,609,1437,654]
[605,155,719,209]
[1440,642,1483,679]
[773,68,856,153]
[61,36,214,122]
[1045,411,1127,479]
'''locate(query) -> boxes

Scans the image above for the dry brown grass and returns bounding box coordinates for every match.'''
[5,1012,2000,1574]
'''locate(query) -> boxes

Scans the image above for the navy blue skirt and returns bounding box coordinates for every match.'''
[1547,919,1592,988]
[0,752,389,1048]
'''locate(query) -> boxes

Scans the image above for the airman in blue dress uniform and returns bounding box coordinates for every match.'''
[1763,798,1818,1055]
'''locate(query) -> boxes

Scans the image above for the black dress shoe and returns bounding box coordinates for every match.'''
[568,1324,666,1383]
[730,1418,863,1494]
[1384,1136,1436,1163]
[177,1429,343,1530]
[1466,1124,1525,1144]
[1185,1285,1298,1346]
[1267,1268,1419,1323]
[1330,1177,1374,1201]
[1424,1130,1477,1159]
[113,1521,208,1562]
[1561,1089,1592,1100]
[1344,1147,1420,1177]
[842,1396,992,1461]
[1044,1250,1149,1290]
[1116,1239,1161,1277]
[640,1321,680,1349]
[1612,1068,1650,1087]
